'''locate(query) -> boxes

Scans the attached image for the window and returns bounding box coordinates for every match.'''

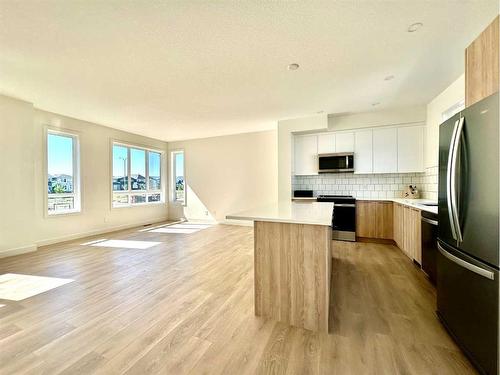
[47,130,80,215]
[172,151,185,203]
[112,143,163,207]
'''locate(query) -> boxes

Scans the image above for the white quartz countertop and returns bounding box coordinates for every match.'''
[356,198,438,214]
[226,201,334,226]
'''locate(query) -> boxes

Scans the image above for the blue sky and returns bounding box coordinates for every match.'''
[48,137,164,178]
[112,145,161,177]
[112,145,127,177]
[48,134,73,175]
[175,152,184,178]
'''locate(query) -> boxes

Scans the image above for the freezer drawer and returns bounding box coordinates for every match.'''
[437,241,498,375]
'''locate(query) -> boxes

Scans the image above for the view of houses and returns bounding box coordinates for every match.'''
[47,174,73,194]
[175,176,184,201]
[112,174,161,191]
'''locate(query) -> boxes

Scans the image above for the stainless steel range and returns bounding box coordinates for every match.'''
[316,195,356,241]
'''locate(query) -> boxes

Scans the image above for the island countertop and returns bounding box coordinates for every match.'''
[226,201,334,226]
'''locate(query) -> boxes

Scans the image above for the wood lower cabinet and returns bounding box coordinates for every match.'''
[393,204,422,263]
[465,15,499,107]
[408,207,422,264]
[393,203,404,249]
[356,201,393,240]
[358,200,422,263]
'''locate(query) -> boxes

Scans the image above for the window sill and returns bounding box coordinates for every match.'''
[46,209,82,218]
[111,201,167,209]
[172,200,186,207]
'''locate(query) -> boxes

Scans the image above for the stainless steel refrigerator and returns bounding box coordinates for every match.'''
[437,92,499,375]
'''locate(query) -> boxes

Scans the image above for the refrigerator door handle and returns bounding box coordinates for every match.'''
[450,116,464,242]
[437,243,494,280]
[446,119,460,240]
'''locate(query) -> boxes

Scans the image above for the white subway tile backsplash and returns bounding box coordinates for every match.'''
[292,168,438,200]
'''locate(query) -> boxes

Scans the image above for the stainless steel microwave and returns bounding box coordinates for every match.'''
[318,153,354,173]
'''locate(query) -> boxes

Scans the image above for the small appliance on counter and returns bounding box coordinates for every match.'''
[293,189,313,198]
[316,195,356,241]
[403,185,420,199]
[292,190,316,201]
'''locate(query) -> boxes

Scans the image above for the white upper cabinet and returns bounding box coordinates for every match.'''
[292,124,425,176]
[373,128,398,173]
[354,130,373,174]
[335,132,355,153]
[294,135,318,175]
[317,133,336,154]
[397,125,424,172]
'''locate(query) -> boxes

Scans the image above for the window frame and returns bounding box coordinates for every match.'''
[171,150,186,205]
[110,140,165,209]
[44,127,82,217]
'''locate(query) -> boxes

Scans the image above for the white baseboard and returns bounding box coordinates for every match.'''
[0,244,37,259]
[36,216,169,248]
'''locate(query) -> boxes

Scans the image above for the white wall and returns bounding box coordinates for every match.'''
[168,130,278,224]
[0,94,169,257]
[329,106,426,131]
[0,96,37,256]
[425,74,465,168]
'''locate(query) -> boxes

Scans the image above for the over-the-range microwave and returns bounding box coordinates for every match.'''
[318,153,354,173]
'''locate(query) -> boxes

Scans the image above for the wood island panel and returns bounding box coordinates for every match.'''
[254,220,332,333]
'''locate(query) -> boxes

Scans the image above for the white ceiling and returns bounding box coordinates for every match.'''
[0,1,497,141]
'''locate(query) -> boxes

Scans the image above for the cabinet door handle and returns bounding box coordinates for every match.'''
[421,217,438,226]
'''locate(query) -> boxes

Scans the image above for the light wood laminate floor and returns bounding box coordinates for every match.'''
[0,223,476,374]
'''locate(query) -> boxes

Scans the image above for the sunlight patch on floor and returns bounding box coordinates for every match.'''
[171,223,212,229]
[149,227,199,234]
[80,238,108,246]
[0,273,74,301]
[90,239,161,249]
[148,222,213,234]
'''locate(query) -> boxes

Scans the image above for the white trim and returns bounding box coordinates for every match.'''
[0,244,37,259]
[35,216,169,248]
[44,126,82,217]
[111,139,164,153]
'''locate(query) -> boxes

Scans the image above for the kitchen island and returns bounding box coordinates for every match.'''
[226,201,334,333]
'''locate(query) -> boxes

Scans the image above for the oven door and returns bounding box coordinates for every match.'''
[332,203,356,241]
